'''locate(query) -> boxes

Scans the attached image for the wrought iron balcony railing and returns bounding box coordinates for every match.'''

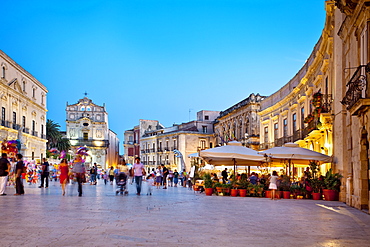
[341,64,370,111]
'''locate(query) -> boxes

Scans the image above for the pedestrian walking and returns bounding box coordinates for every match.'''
[162,165,168,189]
[155,166,162,189]
[129,167,134,184]
[108,166,115,185]
[59,158,69,196]
[168,169,174,187]
[173,169,179,187]
[181,169,187,187]
[269,171,279,200]
[72,161,85,197]
[103,171,108,185]
[133,157,145,195]
[90,163,97,185]
[0,153,11,196]
[146,174,154,195]
[14,153,25,196]
[39,158,50,188]
[221,168,228,184]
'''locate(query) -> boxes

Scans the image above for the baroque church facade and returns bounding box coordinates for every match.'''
[66,97,119,169]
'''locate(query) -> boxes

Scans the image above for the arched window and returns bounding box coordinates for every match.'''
[1,66,5,79]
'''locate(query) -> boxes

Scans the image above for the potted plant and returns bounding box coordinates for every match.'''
[230,179,239,197]
[310,178,323,200]
[237,176,249,197]
[214,182,223,195]
[322,168,342,201]
[290,184,302,199]
[203,173,213,196]
[307,161,322,200]
[222,183,232,196]
[279,175,291,199]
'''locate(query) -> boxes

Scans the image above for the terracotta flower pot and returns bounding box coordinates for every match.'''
[205,188,213,196]
[239,189,247,197]
[223,188,230,195]
[322,189,339,201]
[230,189,238,197]
[265,190,271,198]
[312,192,322,200]
[283,191,291,199]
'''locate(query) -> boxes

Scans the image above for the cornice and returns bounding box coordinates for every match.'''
[0,50,48,93]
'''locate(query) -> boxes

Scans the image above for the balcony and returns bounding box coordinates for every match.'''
[1,120,10,128]
[341,63,370,116]
[293,129,303,142]
[31,130,38,137]
[70,139,109,148]
[275,136,293,147]
[259,142,274,150]
[12,124,21,130]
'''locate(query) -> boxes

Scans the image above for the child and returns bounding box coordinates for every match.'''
[103,171,108,185]
[146,174,154,195]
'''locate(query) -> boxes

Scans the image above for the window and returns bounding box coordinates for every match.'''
[1,107,5,122]
[32,88,36,98]
[2,66,5,79]
[292,113,297,131]
[13,112,16,125]
[301,107,305,129]
[173,139,177,150]
[41,94,45,105]
[83,132,88,140]
[41,124,44,136]
[200,140,206,149]
[87,107,91,111]
[202,126,207,133]
[274,123,278,140]
[264,126,268,144]
[283,119,288,137]
[22,116,26,128]
[210,142,213,148]
[32,120,35,131]
[205,115,209,120]
[81,106,85,111]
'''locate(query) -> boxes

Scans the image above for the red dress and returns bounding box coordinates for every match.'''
[59,165,69,184]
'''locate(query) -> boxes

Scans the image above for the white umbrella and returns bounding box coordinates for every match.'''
[258,142,332,180]
[200,141,266,177]
[258,142,331,165]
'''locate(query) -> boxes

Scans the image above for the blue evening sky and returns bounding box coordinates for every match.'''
[0,0,326,153]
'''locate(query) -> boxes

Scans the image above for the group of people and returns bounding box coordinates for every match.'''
[0,153,26,196]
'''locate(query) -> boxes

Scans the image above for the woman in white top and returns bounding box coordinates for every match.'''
[269,171,279,200]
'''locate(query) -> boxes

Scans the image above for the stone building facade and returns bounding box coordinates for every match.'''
[125,110,219,172]
[66,97,119,169]
[255,0,370,213]
[0,50,48,161]
[333,0,370,212]
[214,93,265,149]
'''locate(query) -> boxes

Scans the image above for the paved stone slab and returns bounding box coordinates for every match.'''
[0,180,369,246]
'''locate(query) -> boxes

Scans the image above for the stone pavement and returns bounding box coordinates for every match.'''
[1,180,370,247]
